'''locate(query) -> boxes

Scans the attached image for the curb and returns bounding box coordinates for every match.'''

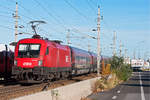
[13,77,101,100]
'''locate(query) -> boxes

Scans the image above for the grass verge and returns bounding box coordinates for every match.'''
[92,56,132,93]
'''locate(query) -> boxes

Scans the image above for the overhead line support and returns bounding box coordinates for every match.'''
[13,2,19,42]
[97,5,101,77]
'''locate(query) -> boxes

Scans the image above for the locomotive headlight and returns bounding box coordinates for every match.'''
[14,60,17,66]
[38,60,43,66]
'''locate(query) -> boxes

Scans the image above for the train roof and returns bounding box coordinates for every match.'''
[18,36,63,45]
[69,46,98,57]
[101,55,111,59]
[69,46,89,53]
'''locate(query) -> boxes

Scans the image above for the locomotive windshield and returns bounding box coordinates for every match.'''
[18,44,41,58]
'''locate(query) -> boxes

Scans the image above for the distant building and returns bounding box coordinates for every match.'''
[144,61,149,67]
[131,59,144,67]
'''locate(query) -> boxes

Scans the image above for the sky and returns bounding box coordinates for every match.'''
[0,0,149,59]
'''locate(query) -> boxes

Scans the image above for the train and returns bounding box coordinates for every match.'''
[0,44,14,79]
[12,35,109,83]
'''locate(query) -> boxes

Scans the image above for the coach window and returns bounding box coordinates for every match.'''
[46,47,49,55]
[0,53,3,64]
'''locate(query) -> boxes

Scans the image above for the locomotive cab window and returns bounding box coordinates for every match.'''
[45,47,49,55]
[18,44,41,58]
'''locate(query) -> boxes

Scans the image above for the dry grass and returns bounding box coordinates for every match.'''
[106,73,121,89]
[91,76,107,93]
[91,73,122,93]
[80,97,92,100]
[141,68,150,71]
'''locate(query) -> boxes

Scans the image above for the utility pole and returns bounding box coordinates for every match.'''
[13,2,19,42]
[133,49,136,59]
[124,49,127,58]
[113,31,116,56]
[144,52,147,61]
[67,29,70,45]
[88,43,91,52]
[97,6,101,76]
[138,50,141,59]
[119,40,122,57]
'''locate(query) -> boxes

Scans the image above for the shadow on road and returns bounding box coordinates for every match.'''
[122,83,150,87]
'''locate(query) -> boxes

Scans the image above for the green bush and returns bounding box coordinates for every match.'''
[110,56,132,81]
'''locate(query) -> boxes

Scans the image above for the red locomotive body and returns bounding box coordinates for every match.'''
[14,39,71,68]
[12,37,72,82]
[0,44,14,79]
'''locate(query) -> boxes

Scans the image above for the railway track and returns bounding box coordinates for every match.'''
[0,85,21,94]
[0,80,57,100]
[0,73,97,100]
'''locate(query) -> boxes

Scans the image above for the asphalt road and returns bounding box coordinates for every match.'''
[88,71,150,100]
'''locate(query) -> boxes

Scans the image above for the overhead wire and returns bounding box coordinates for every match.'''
[6,0,45,20]
[3,0,96,49]
[86,0,96,11]
[0,25,14,30]
[62,0,98,49]
[17,2,67,40]
[16,1,64,34]
[0,4,34,21]
[32,0,96,45]
[30,0,80,42]
[42,0,68,26]
[0,24,22,32]
[0,3,34,38]
[63,0,89,21]
[90,0,98,7]
[0,14,12,18]
[87,0,113,54]
[32,0,67,30]
[72,28,96,39]
[0,0,66,42]
[0,1,51,36]
[0,11,11,15]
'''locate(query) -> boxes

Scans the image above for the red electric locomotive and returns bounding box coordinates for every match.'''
[12,35,97,82]
[0,44,14,79]
[12,35,72,82]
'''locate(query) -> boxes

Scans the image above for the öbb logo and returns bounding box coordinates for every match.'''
[23,62,32,66]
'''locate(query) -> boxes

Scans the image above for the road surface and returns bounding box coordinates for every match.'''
[88,71,150,100]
